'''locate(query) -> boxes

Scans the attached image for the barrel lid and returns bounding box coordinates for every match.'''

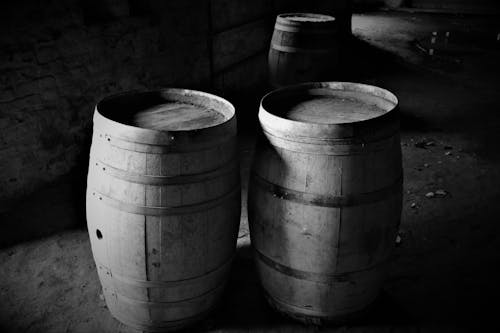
[259,82,399,141]
[277,13,335,23]
[276,13,336,29]
[94,89,236,146]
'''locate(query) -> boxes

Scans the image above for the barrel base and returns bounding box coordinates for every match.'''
[110,311,207,332]
[107,301,219,332]
[264,291,377,326]
[102,282,227,332]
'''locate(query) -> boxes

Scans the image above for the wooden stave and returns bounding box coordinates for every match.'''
[93,88,237,146]
[248,82,402,320]
[259,82,400,141]
[86,149,240,328]
[86,186,240,283]
[271,22,338,51]
[248,143,402,319]
[87,189,240,328]
[268,14,339,88]
[268,49,338,88]
[248,140,402,273]
[86,89,240,331]
[102,285,225,332]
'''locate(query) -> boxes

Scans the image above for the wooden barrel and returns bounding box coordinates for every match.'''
[86,89,240,331]
[268,13,339,89]
[248,82,402,323]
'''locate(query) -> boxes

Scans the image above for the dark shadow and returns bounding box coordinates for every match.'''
[0,177,81,249]
[342,34,500,162]
[190,248,416,331]
[0,133,91,249]
[399,110,434,132]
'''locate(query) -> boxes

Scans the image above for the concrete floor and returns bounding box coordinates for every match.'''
[2,11,500,332]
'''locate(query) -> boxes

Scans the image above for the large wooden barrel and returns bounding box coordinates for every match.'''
[248,82,402,323]
[268,13,339,89]
[86,89,240,331]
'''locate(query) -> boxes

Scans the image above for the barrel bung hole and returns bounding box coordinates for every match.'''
[96,229,103,239]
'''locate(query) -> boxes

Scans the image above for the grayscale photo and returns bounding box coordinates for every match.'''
[1,0,499,332]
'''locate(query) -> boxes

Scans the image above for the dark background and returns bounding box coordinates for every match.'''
[1,0,500,332]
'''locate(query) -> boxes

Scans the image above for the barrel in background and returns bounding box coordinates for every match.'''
[268,13,339,89]
[248,82,402,323]
[86,89,241,331]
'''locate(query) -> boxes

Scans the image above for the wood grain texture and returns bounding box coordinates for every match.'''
[86,89,240,331]
[268,13,339,88]
[248,82,402,323]
[132,102,227,131]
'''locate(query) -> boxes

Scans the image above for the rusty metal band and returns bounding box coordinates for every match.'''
[105,281,225,308]
[254,248,385,285]
[274,23,337,34]
[92,131,236,154]
[106,301,214,332]
[271,44,337,54]
[96,255,233,289]
[88,186,240,216]
[107,307,213,332]
[251,173,402,208]
[264,291,372,319]
[90,158,238,185]
[261,130,399,156]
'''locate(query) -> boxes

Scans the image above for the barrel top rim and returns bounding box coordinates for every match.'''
[277,13,336,23]
[95,88,236,134]
[260,81,399,127]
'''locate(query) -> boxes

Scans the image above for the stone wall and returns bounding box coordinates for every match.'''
[0,0,352,210]
[0,0,212,209]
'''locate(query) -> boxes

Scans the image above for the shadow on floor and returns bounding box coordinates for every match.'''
[189,248,416,332]
[0,166,89,249]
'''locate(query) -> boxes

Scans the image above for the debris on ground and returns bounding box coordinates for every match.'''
[414,138,436,149]
[395,235,402,245]
[435,189,447,197]
[98,293,107,308]
[425,190,447,198]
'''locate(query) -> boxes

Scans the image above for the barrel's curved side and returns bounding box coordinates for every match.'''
[86,101,240,330]
[268,15,339,88]
[248,102,402,320]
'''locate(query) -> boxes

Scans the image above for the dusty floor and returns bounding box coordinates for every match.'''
[1,11,500,333]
